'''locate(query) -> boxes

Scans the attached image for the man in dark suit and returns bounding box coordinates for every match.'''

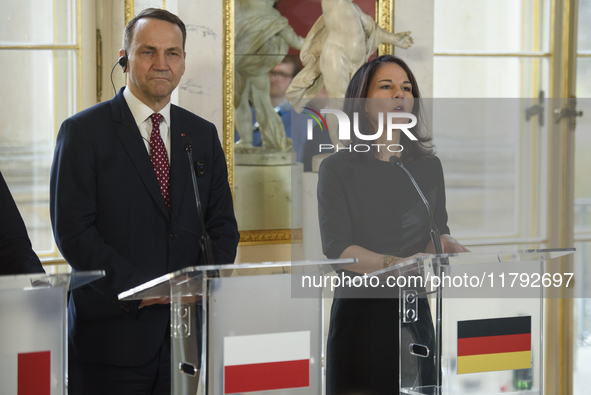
[50,8,239,394]
[0,171,45,275]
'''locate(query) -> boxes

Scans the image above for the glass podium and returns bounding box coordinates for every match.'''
[119,259,355,395]
[0,271,105,395]
[370,248,575,395]
[119,248,574,395]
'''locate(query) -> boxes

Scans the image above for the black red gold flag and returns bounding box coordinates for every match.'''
[457,316,531,374]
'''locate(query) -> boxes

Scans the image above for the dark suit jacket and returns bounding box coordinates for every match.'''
[50,88,239,366]
[0,171,45,275]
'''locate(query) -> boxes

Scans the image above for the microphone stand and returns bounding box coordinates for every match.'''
[173,138,213,395]
[390,157,443,255]
[390,155,444,393]
[183,138,214,266]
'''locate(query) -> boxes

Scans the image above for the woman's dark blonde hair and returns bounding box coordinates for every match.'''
[343,55,434,162]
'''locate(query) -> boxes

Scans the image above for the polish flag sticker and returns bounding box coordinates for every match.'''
[224,331,310,394]
[0,351,50,395]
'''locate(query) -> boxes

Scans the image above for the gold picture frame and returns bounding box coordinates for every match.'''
[224,0,392,245]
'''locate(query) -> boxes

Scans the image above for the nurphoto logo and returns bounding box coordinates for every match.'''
[304,108,418,153]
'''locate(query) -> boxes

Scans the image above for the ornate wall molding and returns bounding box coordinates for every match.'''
[377,0,393,56]
[124,0,134,26]
[223,0,235,193]
[239,229,303,246]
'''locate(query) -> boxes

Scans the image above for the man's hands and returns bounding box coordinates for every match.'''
[139,294,203,308]
[139,297,170,308]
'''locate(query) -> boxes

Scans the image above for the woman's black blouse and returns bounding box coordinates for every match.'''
[318,151,450,260]
[317,151,451,395]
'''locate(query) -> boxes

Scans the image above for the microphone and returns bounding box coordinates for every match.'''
[183,137,214,266]
[389,156,443,255]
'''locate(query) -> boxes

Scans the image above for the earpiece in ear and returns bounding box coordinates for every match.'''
[118,55,128,72]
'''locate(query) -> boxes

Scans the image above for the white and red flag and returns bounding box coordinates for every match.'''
[223,331,310,394]
[0,351,50,395]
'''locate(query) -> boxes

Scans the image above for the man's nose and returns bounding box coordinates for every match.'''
[153,52,168,70]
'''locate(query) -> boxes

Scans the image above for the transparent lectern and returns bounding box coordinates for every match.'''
[119,259,354,395]
[0,271,105,395]
[371,248,575,395]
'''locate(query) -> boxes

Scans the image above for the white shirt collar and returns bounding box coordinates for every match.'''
[123,86,171,128]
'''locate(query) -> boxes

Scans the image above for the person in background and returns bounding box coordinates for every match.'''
[50,8,239,394]
[235,55,307,158]
[300,87,333,171]
[234,0,303,151]
[269,55,301,109]
[0,170,45,275]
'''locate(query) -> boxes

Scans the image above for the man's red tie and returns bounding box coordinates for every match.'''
[149,113,170,210]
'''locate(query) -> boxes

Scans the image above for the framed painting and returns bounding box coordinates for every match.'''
[225,0,394,245]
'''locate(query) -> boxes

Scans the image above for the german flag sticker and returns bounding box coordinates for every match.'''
[457,316,531,374]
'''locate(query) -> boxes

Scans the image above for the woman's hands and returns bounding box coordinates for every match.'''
[383,252,429,269]
[339,245,431,274]
[425,234,470,254]
[339,235,468,275]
